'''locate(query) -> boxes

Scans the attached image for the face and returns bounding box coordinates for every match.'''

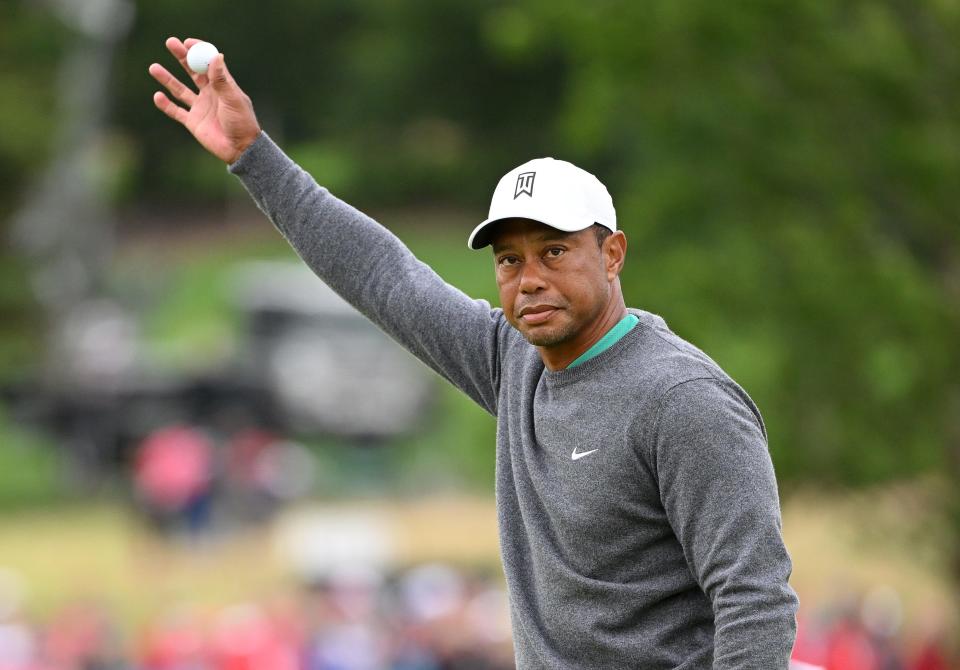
[490,219,623,348]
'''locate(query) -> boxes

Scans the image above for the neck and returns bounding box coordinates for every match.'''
[538,284,628,371]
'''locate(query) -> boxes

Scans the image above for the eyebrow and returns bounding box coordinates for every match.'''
[492,229,574,254]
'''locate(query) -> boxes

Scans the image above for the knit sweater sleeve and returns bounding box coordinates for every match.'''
[652,377,798,669]
[228,132,502,415]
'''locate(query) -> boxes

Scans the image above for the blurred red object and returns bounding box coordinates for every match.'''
[42,602,114,669]
[139,612,208,669]
[910,641,951,670]
[210,605,299,670]
[825,619,878,670]
[792,613,827,668]
[134,425,213,511]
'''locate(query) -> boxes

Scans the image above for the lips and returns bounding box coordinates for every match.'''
[518,305,559,325]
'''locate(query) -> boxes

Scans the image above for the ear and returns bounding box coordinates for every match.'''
[603,231,627,281]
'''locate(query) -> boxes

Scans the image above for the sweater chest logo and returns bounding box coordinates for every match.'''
[571,446,598,461]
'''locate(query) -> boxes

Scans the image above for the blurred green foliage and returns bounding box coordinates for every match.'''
[1,0,958,492]
[0,4,65,212]
[0,3,64,379]
[0,407,63,508]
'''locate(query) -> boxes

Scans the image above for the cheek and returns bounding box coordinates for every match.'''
[496,279,516,311]
[564,268,608,309]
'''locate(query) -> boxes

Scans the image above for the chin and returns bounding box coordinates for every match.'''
[519,324,576,348]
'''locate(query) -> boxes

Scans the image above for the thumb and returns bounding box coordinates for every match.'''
[209,54,234,94]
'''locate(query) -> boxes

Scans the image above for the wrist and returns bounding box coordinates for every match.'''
[228,128,262,164]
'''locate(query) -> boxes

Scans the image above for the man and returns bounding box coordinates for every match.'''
[149,37,799,668]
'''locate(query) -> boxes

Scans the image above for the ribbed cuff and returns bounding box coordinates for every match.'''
[226,130,273,175]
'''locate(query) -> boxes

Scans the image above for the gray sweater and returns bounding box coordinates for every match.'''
[229,132,799,669]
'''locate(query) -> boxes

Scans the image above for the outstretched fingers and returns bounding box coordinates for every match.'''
[153,91,189,126]
[148,63,197,107]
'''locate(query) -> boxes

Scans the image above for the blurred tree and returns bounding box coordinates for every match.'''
[0,2,66,378]
[113,0,568,206]
[515,0,960,487]
[12,0,135,314]
[519,0,960,584]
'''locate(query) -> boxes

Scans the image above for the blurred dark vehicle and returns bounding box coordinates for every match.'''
[0,261,434,489]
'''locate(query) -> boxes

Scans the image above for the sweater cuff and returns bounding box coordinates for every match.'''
[227,130,276,176]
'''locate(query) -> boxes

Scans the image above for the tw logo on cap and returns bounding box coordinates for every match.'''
[514,172,536,199]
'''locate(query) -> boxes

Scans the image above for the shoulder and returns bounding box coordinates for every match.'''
[623,308,728,392]
[621,308,766,435]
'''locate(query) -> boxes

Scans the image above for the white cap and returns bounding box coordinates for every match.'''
[468,157,616,250]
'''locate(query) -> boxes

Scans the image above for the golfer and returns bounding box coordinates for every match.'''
[150,38,799,669]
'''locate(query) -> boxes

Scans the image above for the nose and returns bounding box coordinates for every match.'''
[518,259,548,294]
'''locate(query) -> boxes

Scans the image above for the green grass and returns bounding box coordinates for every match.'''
[0,503,289,626]
[0,496,502,627]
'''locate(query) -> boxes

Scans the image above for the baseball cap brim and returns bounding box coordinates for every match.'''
[467,215,594,250]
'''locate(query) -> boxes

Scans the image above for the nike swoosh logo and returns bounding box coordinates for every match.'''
[571,447,598,461]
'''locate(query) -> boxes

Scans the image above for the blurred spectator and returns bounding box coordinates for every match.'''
[789,588,960,670]
[133,425,215,539]
[910,639,951,670]
[861,586,905,670]
[824,615,880,670]
[209,604,299,670]
[42,600,129,670]
[0,610,37,670]
[222,428,282,523]
[138,605,210,670]
[224,429,316,524]
[792,611,828,667]
[302,566,390,670]
[907,613,953,670]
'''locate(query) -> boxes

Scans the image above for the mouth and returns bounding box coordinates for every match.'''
[518,305,559,325]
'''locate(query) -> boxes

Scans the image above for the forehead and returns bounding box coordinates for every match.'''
[489,218,580,252]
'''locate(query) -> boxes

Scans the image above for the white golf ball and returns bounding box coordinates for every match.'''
[186,41,218,74]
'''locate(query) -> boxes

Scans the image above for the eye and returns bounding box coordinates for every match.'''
[497,255,520,267]
[545,247,565,258]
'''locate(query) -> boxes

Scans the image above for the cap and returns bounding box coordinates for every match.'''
[467,157,616,250]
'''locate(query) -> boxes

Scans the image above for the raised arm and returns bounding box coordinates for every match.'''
[148,38,504,414]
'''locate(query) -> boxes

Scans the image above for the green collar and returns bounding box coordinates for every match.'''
[567,314,639,369]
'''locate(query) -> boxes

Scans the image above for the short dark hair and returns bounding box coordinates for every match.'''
[488,221,612,252]
[593,223,612,248]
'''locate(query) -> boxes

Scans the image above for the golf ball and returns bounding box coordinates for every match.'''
[186,41,218,74]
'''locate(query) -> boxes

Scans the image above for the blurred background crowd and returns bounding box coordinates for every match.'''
[0,572,954,670]
[0,562,517,670]
[0,0,958,668]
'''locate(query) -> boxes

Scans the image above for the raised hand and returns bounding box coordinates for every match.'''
[148,37,261,164]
